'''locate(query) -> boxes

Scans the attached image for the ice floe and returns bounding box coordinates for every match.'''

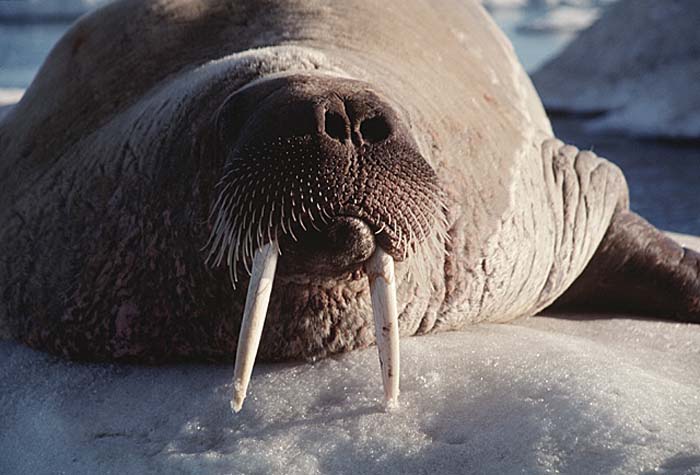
[533,0,700,140]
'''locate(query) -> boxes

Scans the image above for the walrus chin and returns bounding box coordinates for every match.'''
[201,73,448,411]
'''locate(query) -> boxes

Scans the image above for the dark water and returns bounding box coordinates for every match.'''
[552,117,700,235]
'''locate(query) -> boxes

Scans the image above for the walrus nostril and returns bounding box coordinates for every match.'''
[359,115,391,144]
[324,111,348,142]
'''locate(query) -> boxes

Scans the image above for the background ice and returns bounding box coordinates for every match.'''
[0,88,23,105]
[515,5,600,33]
[0,88,22,119]
[1,236,699,475]
[533,0,700,140]
[483,0,617,34]
[483,0,616,10]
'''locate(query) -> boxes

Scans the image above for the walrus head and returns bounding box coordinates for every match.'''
[204,73,447,410]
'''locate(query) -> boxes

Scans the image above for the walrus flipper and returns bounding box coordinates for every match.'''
[549,210,700,322]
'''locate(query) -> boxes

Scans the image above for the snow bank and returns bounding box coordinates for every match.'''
[2,234,699,475]
[0,89,22,120]
[0,0,108,24]
[0,88,23,106]
[533,0,700,140]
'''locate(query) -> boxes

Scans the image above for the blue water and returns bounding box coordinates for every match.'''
[0,6,697,234]
[0,23,65,88]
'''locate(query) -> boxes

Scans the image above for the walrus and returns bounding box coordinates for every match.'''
[1,0,698,411]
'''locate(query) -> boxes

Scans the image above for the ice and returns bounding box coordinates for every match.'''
[0,88,23,106]
[516,5,600,33]
[482,0,529,9]
[2,317,699,474]
[0,89,22,120]
[483,0,616,10]
[0,0,109,23]
[2,236,699,474]
[533,0,700,140]
[483,0,617,45]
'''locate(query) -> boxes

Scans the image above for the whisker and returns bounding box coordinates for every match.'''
[204,142,449,286]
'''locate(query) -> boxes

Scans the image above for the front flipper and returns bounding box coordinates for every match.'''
[548,210,700,322]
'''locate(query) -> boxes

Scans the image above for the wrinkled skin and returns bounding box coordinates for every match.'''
[0,0,697,364]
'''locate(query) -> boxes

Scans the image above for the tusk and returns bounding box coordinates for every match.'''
[231,241,278,413]
[366,247,401,409]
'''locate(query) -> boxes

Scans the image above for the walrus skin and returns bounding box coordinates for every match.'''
[0,0,698,365]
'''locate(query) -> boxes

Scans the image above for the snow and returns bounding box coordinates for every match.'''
[0,0,109,23]
[2,236,699,474]
[533,0,700,140]
[0,89,22,120]
[0,88,23,106]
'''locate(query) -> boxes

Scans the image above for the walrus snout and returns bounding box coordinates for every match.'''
[277,216,376,275]
[206,73,448,282]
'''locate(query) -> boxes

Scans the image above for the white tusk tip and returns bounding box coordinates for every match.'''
[231,381,246,412]
[230,241,278,416]
[385,395,400,412]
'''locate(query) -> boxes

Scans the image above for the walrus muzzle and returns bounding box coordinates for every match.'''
[204,74,447,411]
